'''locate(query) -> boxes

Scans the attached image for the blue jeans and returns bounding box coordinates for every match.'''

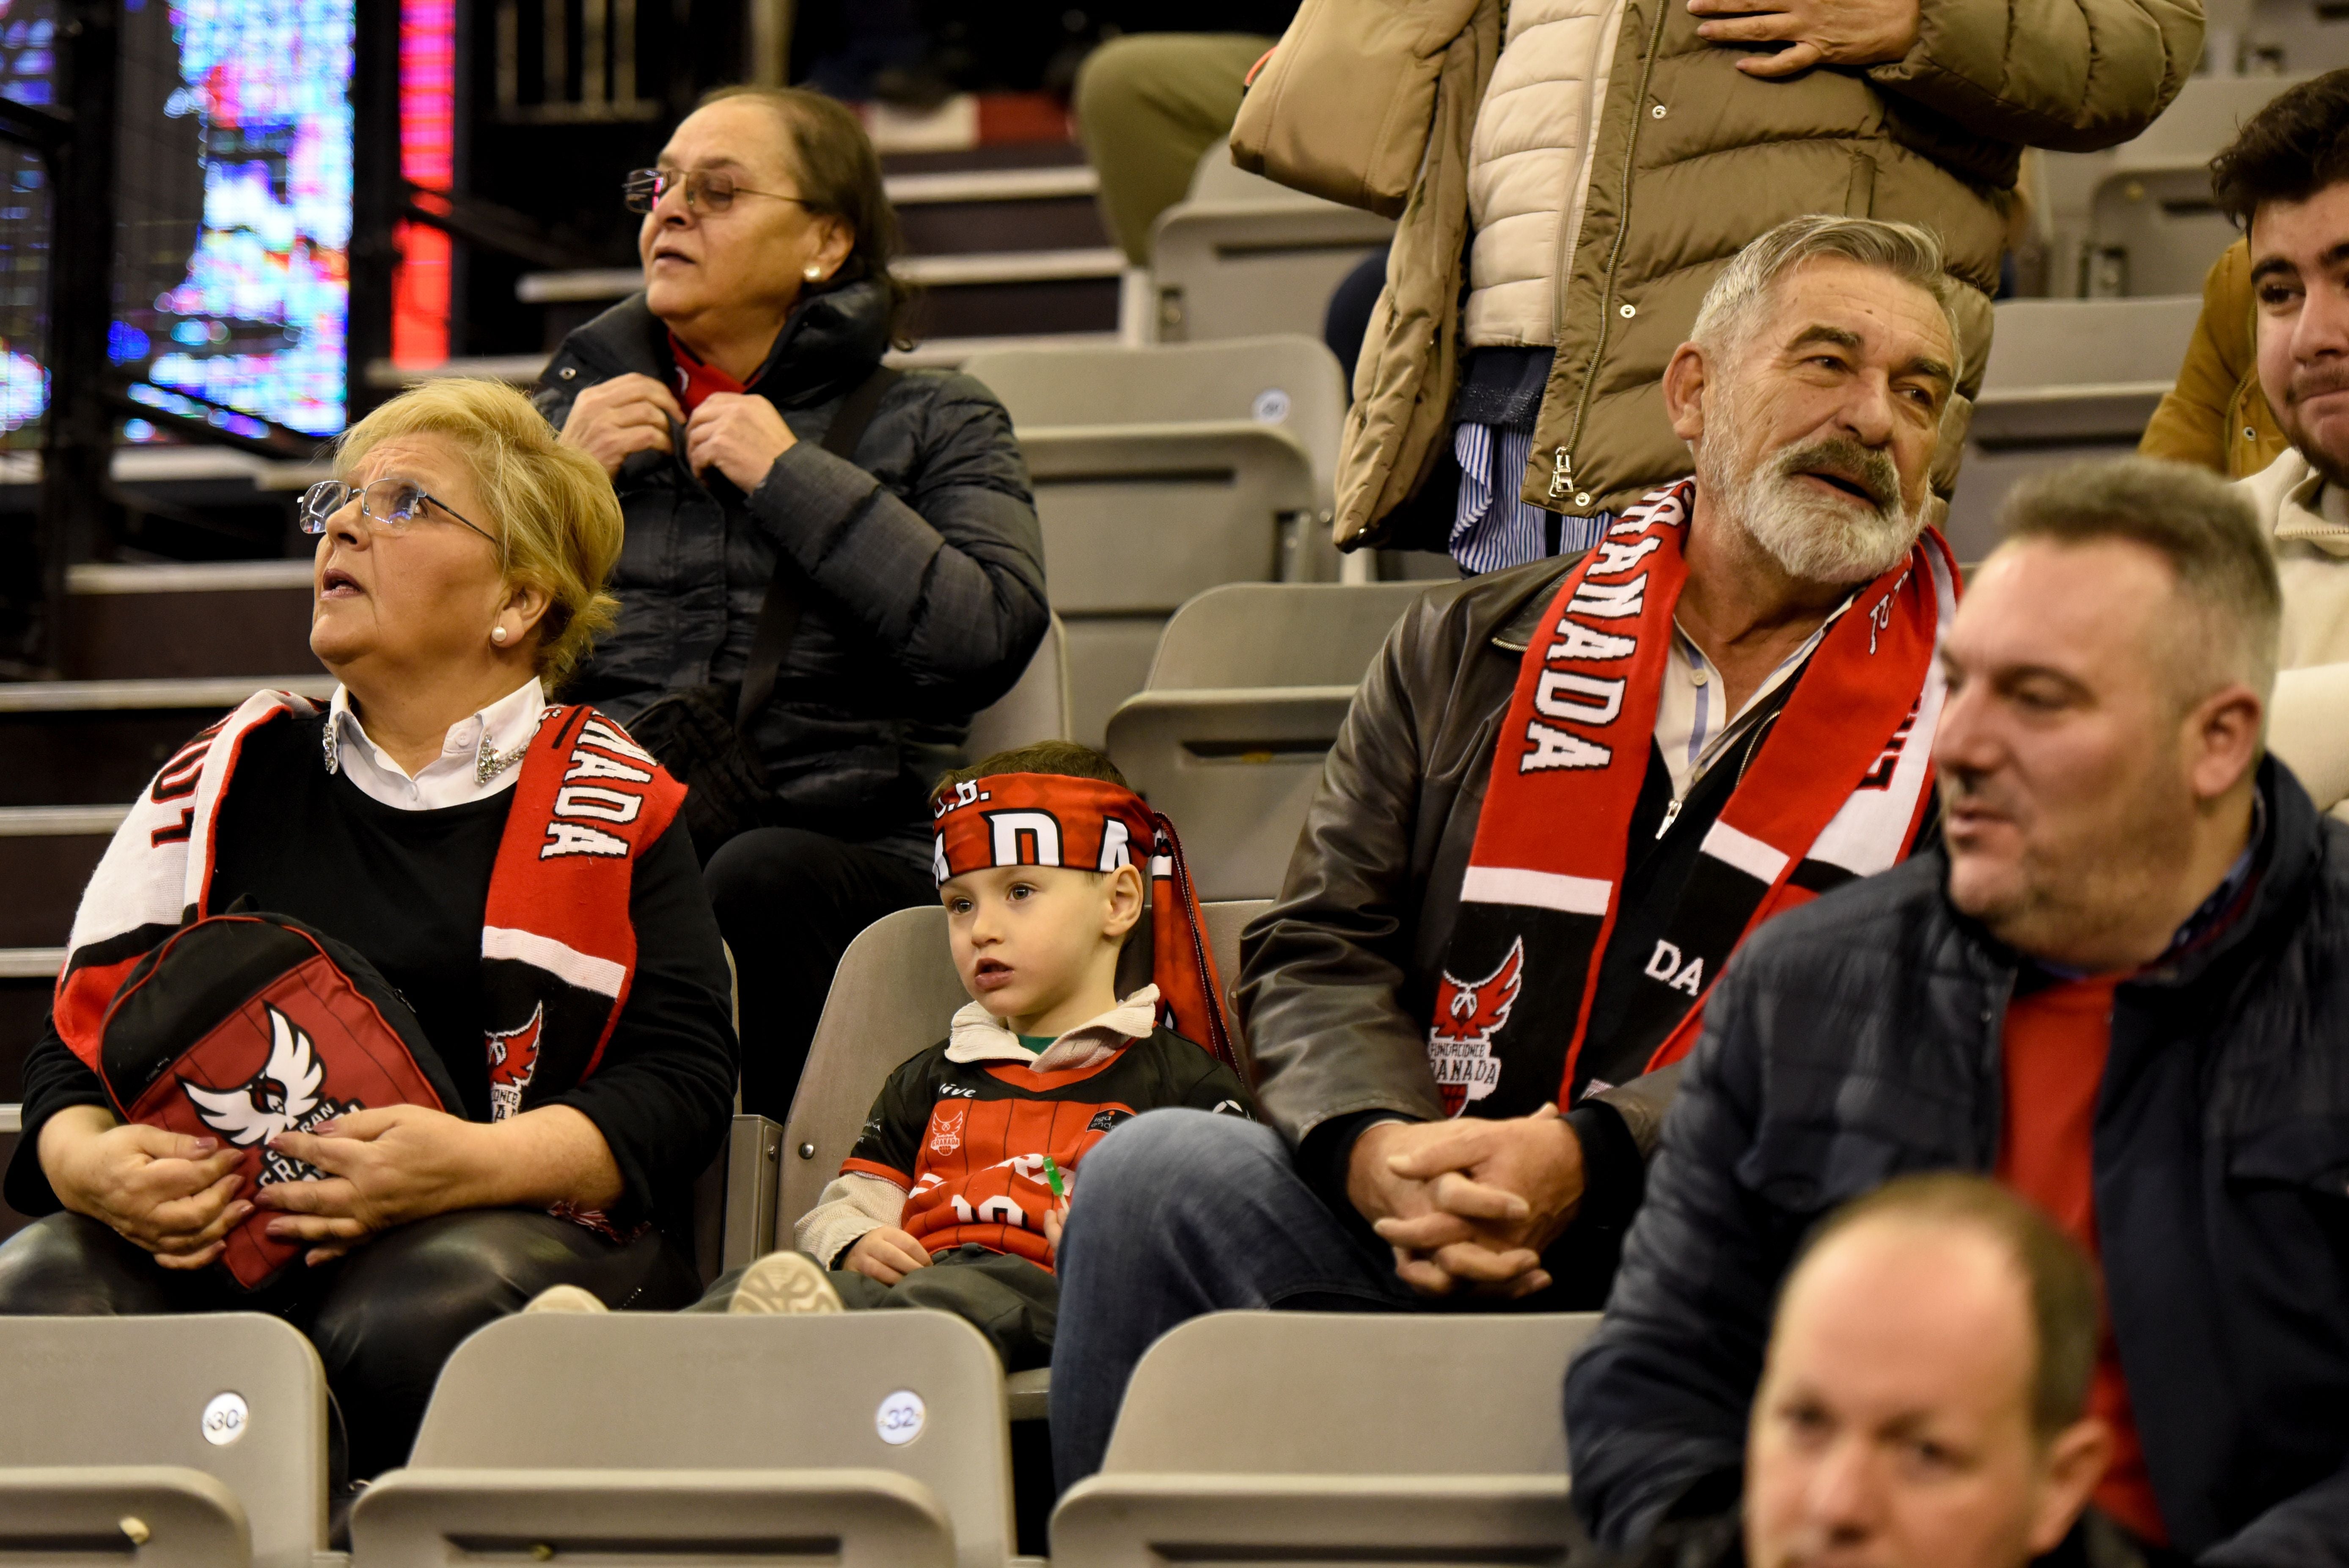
[1049,1109,1428,1489]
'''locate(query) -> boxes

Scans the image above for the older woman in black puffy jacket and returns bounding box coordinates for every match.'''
[539,86,1047,1122]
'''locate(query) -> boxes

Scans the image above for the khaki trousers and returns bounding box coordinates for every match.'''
[1074,32,1277,265]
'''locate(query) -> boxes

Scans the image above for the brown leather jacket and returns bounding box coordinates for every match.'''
[1233,556,1683,1214]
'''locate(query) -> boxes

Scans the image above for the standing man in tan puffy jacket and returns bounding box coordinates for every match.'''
[1232,0,2201,572]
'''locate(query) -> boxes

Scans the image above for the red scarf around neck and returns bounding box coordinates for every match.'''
[1428,480,1954,1118]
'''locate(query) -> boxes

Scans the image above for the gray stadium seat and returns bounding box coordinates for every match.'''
[0,1313,333,1568]
[1051,1310,1604,1568]
[966,613,1072,759]
[1108,583,1429,901]
[350,1310,1013,1568]
[779,898,1269,1423]
[1144,581,1425,689]
[1015,422,1322,746]
[1151,148,1394,345]
[2037,74,2311,298]
[961,335,1350,506]
[1107,687,1356,902]
[1944,295,2203,560]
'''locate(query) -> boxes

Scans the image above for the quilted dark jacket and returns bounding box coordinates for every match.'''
[1566,758,2349,1565]
[534,281,1049,843]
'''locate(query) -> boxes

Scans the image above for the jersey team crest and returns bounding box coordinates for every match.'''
[1428,938,1524,1117]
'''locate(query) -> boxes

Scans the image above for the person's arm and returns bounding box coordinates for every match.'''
[2200,1468,2349,1567]
[5,1019,118,1216]
[747,374,1050,718]
[534,814,740,1227]
[1564,950,1802,1551]
[1861,0,2200,152]
[1232,591,1453,1155]
[2142,242,2255,475]
[796,1171,910,1267]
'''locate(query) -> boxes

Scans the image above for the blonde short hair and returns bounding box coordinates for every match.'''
[335,380,624,686]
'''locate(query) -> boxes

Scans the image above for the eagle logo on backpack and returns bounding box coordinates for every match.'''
[1427,938,1524,1117]
[182,1005,358,1185]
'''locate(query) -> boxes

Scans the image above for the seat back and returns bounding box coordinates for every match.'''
[0,1313,328,1568]
[1145,581,1425,690]
[2035,74,2310,298]
[1016,423,1321,746]
[965,613,1070,758]
[401,1310,1012,1568]
[1946,294,2204,561]
[1149,148,1393,345]
[1100,1311,1605,1475]
[1108,688,1354,902]
[780,900,1270,1232]
[962,336,1349,503]
[1108,583,1426,899]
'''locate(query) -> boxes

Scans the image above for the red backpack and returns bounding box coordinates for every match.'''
[91,911,462,1289]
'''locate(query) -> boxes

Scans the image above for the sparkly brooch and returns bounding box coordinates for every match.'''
[476,734,531,786]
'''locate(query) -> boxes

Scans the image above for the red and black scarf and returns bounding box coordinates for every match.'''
[55,693,686,1122]
[1428,481,1954,1117]
[932,772,1240,1073]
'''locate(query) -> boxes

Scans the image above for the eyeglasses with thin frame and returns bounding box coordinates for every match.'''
[624,166,815,215]
[299,479,502,557]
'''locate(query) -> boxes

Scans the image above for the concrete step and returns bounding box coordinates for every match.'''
[0,677,334,806]
[62,559,317,681]
[369,331,1131,393]
[0,809,120,951]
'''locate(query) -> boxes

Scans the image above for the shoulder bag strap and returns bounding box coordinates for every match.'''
[736,364,906,727]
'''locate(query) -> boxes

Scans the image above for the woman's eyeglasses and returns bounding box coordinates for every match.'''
[624,167,814,215]
[299,479,501,556]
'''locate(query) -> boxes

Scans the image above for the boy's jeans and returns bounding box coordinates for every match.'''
[698,1243,1059,1370]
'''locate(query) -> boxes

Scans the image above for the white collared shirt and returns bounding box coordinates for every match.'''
[1650,596,1855,803]
[324,678,547,810]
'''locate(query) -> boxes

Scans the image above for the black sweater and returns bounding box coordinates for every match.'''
[6,712,739,1244]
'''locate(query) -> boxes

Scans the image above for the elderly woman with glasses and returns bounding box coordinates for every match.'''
[537,85,1046,1125]
[0,380,738,1483]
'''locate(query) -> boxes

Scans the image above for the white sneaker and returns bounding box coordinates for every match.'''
[728,1250,844,1315]
[522,1284,608,1314]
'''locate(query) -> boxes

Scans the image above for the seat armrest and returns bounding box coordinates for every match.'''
[353,1467,957,1568]
[1004,1368,1051,1424]
[0,1466,251,1566]
[1051,1472,1573,1568]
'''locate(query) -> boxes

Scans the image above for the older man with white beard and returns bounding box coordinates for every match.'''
[1045,215,1965,1492]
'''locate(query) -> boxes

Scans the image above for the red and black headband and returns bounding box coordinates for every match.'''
[933,772,1238,1073]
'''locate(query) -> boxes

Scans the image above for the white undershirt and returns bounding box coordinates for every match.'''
[323,678,547,811]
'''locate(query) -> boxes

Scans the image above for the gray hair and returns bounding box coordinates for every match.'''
[1690,215,1965,384]
[1996,457,2283,711]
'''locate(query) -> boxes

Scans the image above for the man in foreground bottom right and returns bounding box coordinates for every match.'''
[1567,456,2349,1566]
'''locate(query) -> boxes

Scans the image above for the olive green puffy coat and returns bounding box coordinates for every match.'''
[1231,0,2202,547]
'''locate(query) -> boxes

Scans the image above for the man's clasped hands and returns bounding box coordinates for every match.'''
[1351,1106,1585,1299]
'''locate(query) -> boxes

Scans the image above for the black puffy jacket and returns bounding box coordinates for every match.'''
[534,281,1049,844]
[1566,759,2349,1565]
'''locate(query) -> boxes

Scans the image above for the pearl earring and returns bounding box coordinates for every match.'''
[803,264,823,281]
[491,626,509,645]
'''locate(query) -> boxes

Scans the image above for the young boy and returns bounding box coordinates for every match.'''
[697,741,1255,1368]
